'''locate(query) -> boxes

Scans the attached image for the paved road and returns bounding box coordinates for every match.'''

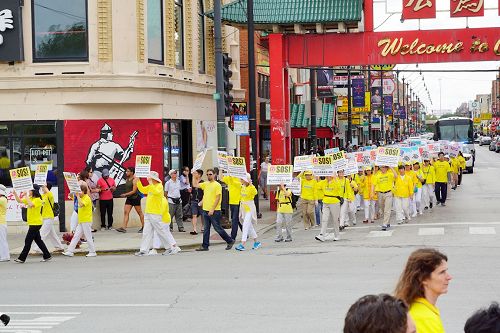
[1,146,499,333]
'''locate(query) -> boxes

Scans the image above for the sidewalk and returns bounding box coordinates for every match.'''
[6,198,277,255]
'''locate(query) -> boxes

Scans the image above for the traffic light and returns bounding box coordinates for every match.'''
[223,53,233,117]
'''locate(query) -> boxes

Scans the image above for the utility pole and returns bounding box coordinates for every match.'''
[347,67,353,146]
[380,69,384,144]
[402,76,405,138]
[310,69,317,153]
[214,0,226,151]
[247,0,260,215]
[368,69,372,143]
[396,70,400,141]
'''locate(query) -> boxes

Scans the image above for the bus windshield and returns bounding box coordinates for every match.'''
[435,119,473,143]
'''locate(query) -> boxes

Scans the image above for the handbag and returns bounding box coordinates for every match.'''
[48,196,60,217]
[169,197,181,205]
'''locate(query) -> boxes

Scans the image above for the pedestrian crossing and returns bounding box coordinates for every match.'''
[359,225,497,237]
[0,312,78,333]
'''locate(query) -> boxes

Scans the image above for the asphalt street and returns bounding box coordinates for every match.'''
[1,146,499,333]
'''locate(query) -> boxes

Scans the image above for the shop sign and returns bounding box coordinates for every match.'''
[338,93,371,113]
[480,113,492,120]
[0,0,23,62]
[233,115,249,136]
[402,0,436,19]
[371,78,396,95]
[29,148,53,171]
[450,0,484,17]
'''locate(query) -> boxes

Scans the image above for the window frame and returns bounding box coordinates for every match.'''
[163,120,183,180]
[31,0,90,63]
[174,0,184,69]
[147,0,165,65]
[197,0,206,74]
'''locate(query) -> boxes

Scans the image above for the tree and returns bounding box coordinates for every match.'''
[36,23,87,59]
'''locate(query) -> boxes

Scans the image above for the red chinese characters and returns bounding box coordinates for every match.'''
[402,0,436,19]
[450,0,484,17]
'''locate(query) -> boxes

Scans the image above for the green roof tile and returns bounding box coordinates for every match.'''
[207,0,362,25]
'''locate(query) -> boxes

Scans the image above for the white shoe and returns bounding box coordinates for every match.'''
[411,213,417,218]
[397,220,403,225]
[0,259,10,262]
[315,234,325,242]
[148,249,158,256]
[333,237,340,241]
[164,246,181,255]
[86,253,97,257]
[419,212,423,215]
[62,251,74,257]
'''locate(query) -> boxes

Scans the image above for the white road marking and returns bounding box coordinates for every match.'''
[6,313,80,315]
[367,230,394,237]
[392,221,500,227]
[469,227,496,235]
[0,314,76,332]
[418,228,445,236]
[0,304,170,307]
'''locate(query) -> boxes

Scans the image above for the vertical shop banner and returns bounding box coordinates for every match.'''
[317,69,335,98]
[10,167,33,192]
[0,0,24,62]
[134,155,152,178]
[352,77,365,107]
[402,0,436,19]
[370,86,382,110]
[450,0,484,17]
[383,95,393,115]
[64,120,163,196]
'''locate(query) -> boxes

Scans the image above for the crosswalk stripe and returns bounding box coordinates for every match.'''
[367,230,394,237]
[418,228,445,236]
[469,227,496,235]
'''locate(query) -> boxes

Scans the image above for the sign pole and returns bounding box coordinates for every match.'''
[310,69,317,153]
[380,69,385,144]
[214,0,226,151]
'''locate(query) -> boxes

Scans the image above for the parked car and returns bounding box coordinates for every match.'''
[489,137,499,151]
[479,136,492,146]
[474,135,481,143]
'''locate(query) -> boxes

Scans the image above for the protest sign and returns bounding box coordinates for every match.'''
[449,143,460,158]
[419,146,430,161]
[399,147,413,164]
[286,178,301,195]
[134,155,152,178]
[410,146,422,163]
[312,155,335,176]
[192,150,207,171]
[324,147,340,154]
[375,147,400,167]
[355,151,372,168]
[293,155,313,172]
[217,151,228,172]
[34,164,49,186]
[267,165,293,185]
[63,172,82,193]
[227,156,247,181]
[344,154,359,176]
[9,167,33,193]
[329,151,348,171]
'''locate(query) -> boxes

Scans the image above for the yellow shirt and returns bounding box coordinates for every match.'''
[458,156,466,169]
[0,196,7,225]
[199,181,222,211]
[41,191,55,219]
[22,197,44,226]
[374,171,395,193]
[421,165,436,184]
[409,298,445,333]
[413,169,424,188]
[373,170,382,191]
[222,176,242,205]
[276,189,293,214]
[161,197,171,224]
[339,178,357,201]
[137,181,164,215]
[433,160,451,183]
[362,175,377,200]
[393,174,414,198]
[77,194,93,223]
[318,178,342,204]
[354,174,364,195]
[450,158,459,173]
[315,181,324,200]
[300,178,317,201]
[240,184,257,212]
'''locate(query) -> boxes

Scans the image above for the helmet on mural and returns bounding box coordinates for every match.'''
[100,123,113,140]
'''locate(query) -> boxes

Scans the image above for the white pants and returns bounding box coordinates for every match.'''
[364,199,376,221]
[67,223,96,254]
[340,200,357,226]
[241,211,257,242]
[394,197,411,222]
[70,211,78,232]
[321,203,340,238]
[140,214,173,252]
[152,223,176,249]
[355,194,363,210]
[411,188,422,215]
[33,218,63,251]
[0,224,9,261]
[422,184,435,208]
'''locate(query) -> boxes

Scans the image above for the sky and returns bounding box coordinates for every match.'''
[373,0,500,113]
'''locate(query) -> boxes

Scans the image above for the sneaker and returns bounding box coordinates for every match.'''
[252,242,262,250]
[116,228,127,233]
[429,203,433,208]
[14,258,25,263]
[424,206,429,210]
[134,251,147,257]
[284,238,293,242]
[225,241,235,250]
[166,246,181,255]
[441,203,446,206]
[138,228,143,233]
[235,244,245,251]
[333,237,340,241]
[41,256,52,262]
[178,229,186,233]
[62,251,74,257]
[411,213,417,218]
[397,220,403,225]
[274,237,284,242]
[195,247,209,251]
[381,225,388,231]
[86,253,97,257]
[419,212,423,215]
[190,231,198,235]
[148,249,158,256]
[363,220,369,224]
[81,239,87,244]
[0,313,10,326]
[352,221,357,225]
[315,234,325,242]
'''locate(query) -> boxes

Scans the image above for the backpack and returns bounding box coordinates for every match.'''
[21,205,44,222]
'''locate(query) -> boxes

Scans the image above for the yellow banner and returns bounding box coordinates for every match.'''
[338,92,371,113]
[480,113,492,120]
[473,117,481,124]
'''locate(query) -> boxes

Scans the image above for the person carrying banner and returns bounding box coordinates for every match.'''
[373,165,396,231]
[150,197,181,255]
[412,162,425,217]
[32,183,64,253]
[275,183,293,242]
[314,178,324,226]
[393,165,414,225]
[339,171,358,229]
[0,185,9,262]
[433,153,452,206]
[315,174,342,242]
[421,158,436,210]
[221,173,243,239]
[354,170,365,211]
[361,167,377,224]
[457,152,466,187]
[299,171,317,230]
[235,174,261,251]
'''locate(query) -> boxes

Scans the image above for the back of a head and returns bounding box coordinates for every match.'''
[344,294,408,333]
[464,302,500,333]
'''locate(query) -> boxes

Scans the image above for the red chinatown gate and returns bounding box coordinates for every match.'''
[269,1,500,164]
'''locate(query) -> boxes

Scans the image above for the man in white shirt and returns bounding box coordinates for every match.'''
[164,169,185,232]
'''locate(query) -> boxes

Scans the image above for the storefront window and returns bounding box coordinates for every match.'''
[163,120,182,180]
[174,0,184,68]
[32,0,89,62]
[147,0,164,64]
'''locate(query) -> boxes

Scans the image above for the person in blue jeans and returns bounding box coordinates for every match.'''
[192,169,234,251]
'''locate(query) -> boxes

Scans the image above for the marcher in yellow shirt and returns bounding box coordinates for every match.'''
[149,197,181,255]
[421,159,436,210]
[373,165,396,230]
[354,171,365,211]
[314,178,324,226]
[235,174,260,251]
[395,248,452,333]
[433,152,451,206]
[411,162,425,216]
[393,165,414,224]
[300,171,317,230]
[450,157,460,190]
[275,184,293,242]
[361,167,377,224]
[222,174,243,239]
[0,185,9,262]
[457,152,466,187]
[339,171,358,229]
[33,183,64,252]
[315,176,342,242]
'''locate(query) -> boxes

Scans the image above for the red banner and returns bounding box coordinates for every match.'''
[285,27,500,67]
[63,119,163,197]
[450,0,484,17]
[402,0,436,19]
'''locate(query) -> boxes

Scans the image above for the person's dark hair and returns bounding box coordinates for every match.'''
[394,248,448,305]
[344,294,408,333]
[183,166,190,172]
[196,169,204,176]
[438,152,445,157]
[464,302,500,333]
[84,166,92,173]
[206,169,215,175]
[398,165,405,170]
[46,182,53,191]
[79,170,90,181]
[31,184,42,198]
[126,167,135,174]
